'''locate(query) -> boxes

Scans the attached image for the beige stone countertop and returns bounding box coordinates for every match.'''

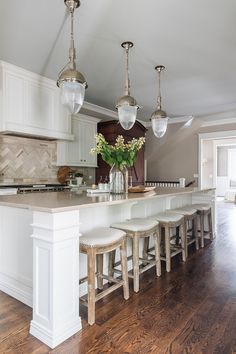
[0,187,215,213]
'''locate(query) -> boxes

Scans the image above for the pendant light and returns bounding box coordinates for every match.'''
[57,0,87,114]
[151,65,169,138]
[116,42,139,130]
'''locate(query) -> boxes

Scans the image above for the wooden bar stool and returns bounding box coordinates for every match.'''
[192,204,213,248]
[153,212,186,272]
[111,218,161,293]
[171,206,199,258]
[79,227,129,325]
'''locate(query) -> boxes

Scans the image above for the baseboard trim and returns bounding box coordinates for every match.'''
[0,274,32,307]
[30,317,82,349]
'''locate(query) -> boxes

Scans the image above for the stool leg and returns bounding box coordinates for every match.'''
[200,214,205,248]
[87,248,96,325]
[143,237,149,265]
[108,250,116,283]
[184,219,188,259]
[96,254,103,290]
[164,226,171,273]
[132,236,140,293]
[120,239,129,300]
[154,227,161,277]
[208,210,213,241]
[175,226,180,246]
[194,216,199,250]
[180,222,186,262]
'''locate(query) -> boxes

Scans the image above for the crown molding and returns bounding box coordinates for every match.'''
[82,101,118,119]
[145,116,191,128]
[201,117,236,127]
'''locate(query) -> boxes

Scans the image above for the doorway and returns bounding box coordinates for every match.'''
[199,130,236,199]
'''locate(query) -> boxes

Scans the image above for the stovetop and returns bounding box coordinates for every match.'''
[0,184,70,193]
[19,184,70,193]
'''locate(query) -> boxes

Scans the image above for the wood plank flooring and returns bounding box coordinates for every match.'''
[1,201,236,353]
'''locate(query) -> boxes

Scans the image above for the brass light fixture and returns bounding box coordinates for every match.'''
[116,41,139,130]
[151,65,169,138]
[57,0,87,114]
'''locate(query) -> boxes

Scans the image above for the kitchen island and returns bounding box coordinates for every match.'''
[0,187,215,348]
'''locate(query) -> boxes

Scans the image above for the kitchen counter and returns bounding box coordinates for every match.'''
[0,187,215,348]
[0,187,214,213]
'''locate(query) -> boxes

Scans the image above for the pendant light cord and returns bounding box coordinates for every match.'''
[69,8,76,70]
[157,69,162,110]
[124,46,130,96]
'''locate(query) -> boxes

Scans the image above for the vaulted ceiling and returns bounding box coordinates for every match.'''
[0,0,236,121]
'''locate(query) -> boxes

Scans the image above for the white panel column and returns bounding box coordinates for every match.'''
[30,209,81,349]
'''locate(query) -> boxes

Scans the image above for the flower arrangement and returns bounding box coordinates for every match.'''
[91,133,145,169]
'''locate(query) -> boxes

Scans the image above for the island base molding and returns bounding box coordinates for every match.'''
[30,318,82,349]
[30,209,82,349]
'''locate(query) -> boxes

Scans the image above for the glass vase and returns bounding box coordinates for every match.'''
[109,164,128,194]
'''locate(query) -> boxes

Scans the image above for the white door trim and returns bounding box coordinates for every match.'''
[198,130,236,188]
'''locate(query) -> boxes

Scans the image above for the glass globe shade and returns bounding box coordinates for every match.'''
[118,105,138,130]
[60,81,86,114]
[151,117,168,138]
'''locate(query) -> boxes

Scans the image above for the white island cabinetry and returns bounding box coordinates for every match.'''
[57,114,100,167]
[0,187,215,348]
[0,61,73,140]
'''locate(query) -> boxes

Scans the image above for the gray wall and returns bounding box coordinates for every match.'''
[145,121,236,184]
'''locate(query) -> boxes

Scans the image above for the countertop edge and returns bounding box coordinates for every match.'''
[0,188,215,213]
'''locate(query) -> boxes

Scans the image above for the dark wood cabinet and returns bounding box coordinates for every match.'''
[96,120,147,185]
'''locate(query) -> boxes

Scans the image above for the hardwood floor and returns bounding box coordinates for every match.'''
[1,201,236,353]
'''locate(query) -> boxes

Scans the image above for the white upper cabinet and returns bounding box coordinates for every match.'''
[0,61,73,140]
[57,115,100,167]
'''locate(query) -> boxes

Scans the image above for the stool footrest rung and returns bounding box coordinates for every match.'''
[139,256,157,264]
[187,239,196,246]
[113,268,134,279]
[114,255,157,268]
[80,297,88,306]
[79,272,99,285]
[79,276,88,285]
[113,257,158,279]
[95,283,123,302]
[80,281,124,305]
[101,274,122,284]
[139,262,158,274]
[160,248,182,260]
[114,255,132,267]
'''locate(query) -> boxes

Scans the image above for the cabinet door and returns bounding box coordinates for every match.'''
[53,90,71,134]
[66,119,80,165]
[3,70,25,125]
[57,116,98,167]
[26,80,54,130]
[57,118,81,166]
[78,120,97,166]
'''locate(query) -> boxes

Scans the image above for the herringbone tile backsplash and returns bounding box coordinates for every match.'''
[0,135,58,184]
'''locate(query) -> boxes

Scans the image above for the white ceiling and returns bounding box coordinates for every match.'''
[1,0,236,121]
